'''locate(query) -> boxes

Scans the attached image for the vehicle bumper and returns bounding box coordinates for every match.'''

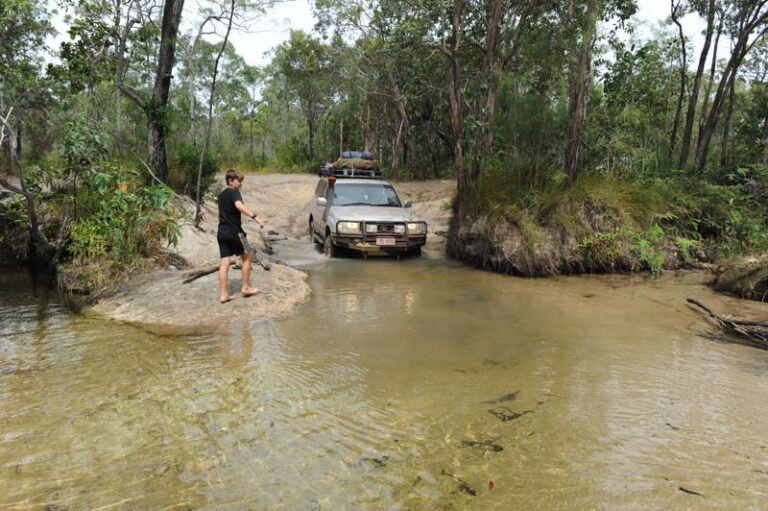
[332,234,426,254]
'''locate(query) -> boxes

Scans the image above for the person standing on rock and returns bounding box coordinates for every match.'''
[217,169,266,303]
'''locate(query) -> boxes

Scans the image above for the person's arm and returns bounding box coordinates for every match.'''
[235,200,266,227]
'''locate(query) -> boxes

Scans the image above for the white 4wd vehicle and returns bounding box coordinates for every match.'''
[308,172,427,257]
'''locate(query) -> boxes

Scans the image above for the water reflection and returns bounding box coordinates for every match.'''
[1,263,768,509]
[217,322,254,367]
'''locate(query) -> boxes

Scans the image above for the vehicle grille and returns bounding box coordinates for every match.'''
[363,222,404,235]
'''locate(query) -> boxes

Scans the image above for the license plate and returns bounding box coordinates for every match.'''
[376,237,396,246]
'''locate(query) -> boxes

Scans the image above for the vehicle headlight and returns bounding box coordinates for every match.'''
[337,221,361,234]
[407,222,427,235]
[394,224,406,234]
[365,223,378,233]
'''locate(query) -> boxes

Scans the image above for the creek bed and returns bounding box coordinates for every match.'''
[1,262,767,509]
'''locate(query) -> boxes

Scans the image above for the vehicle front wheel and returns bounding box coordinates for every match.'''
[324,234,340,258]
[309,219,319,245]
[407,246,422,257]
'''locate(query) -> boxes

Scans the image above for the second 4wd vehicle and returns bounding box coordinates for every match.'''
[308,168,427,257]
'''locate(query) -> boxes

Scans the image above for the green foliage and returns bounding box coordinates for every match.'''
[653,176,768,256]
[471,170,768,274]
[272,133,313,172]
[174,144,219,198]
[70,166,180,263]
[61,117,107,173]
[631,231,666,275]
[0,195,29,260]
[675,237,701,263]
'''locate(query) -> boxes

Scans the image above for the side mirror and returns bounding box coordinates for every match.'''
[403,201,412,208]
[316,197,327,207]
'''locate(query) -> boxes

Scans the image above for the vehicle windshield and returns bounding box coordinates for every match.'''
[332,183,402,207]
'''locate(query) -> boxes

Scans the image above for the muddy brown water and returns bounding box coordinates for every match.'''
[1,263,768,510]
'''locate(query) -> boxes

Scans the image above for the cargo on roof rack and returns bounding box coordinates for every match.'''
[319,160,382,179]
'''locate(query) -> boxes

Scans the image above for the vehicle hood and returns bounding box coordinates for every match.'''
[331,206,423,223]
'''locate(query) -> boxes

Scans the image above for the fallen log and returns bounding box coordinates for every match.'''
[182,256,272,284]
[686,298,768,350]
[181,230,273,284]
[182,264,220,284]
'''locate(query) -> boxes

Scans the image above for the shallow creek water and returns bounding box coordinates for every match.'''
[1,262,768,510]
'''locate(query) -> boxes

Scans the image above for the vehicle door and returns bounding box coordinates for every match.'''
[318,181,335,234]
[311,180,327,236]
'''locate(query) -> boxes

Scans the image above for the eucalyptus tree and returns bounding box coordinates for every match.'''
[65,0,186,180]
[179,0,262,147]
[679,0,719,167]
[316,0,445,172]
[194,0,237,228]
[241,64,264,163]
[695,0,768,174]
[273,30,336,161]
[562,0,637,183]
[668,0,688,158]
[0,0,52,171]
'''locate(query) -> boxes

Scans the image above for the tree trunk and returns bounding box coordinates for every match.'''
[720,76,737,168]
[669,0,687,160]
[0,77,9,173]
[0,111,54,263]
[679,0,715,168]
[308,115,315,161]
[148,0,185,183]
[392,117,403,169]
[364,105,371,152]
[698,15,723,151]
[470,0,506,187]
[113,0,133,155]
[15,116,21,163]
[249,111,254,162]
[564,0,597,184]
[695,29,762,174]
[195,0,235,228]
[443,0,466,217]
[189,52,197,146]
[261,137,266,167]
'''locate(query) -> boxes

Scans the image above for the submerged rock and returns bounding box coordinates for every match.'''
[488,408,533,422]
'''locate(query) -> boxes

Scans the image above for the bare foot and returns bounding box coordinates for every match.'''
[220,296,234,304]
[241,287,260,297]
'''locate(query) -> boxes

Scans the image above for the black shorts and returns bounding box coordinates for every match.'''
[218,227,245,258]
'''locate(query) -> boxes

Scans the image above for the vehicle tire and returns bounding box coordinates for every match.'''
[407,246,422,257]
[309,219,318,245]
[324,233,339,258]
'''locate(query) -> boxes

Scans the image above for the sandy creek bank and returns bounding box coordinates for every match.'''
[89,174,455,331]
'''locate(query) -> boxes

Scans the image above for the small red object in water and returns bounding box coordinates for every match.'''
[488,480,495,491]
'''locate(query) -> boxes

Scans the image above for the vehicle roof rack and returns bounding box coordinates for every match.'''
[319,163,382,180]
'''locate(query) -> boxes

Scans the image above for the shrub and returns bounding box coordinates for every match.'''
[174,144,219,199]
[0,195,29,260]
[70,166,180,262]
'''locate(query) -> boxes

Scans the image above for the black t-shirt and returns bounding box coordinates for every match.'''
[218,188,244,233]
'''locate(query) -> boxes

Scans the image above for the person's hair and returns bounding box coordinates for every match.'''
[225,169,244,184]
